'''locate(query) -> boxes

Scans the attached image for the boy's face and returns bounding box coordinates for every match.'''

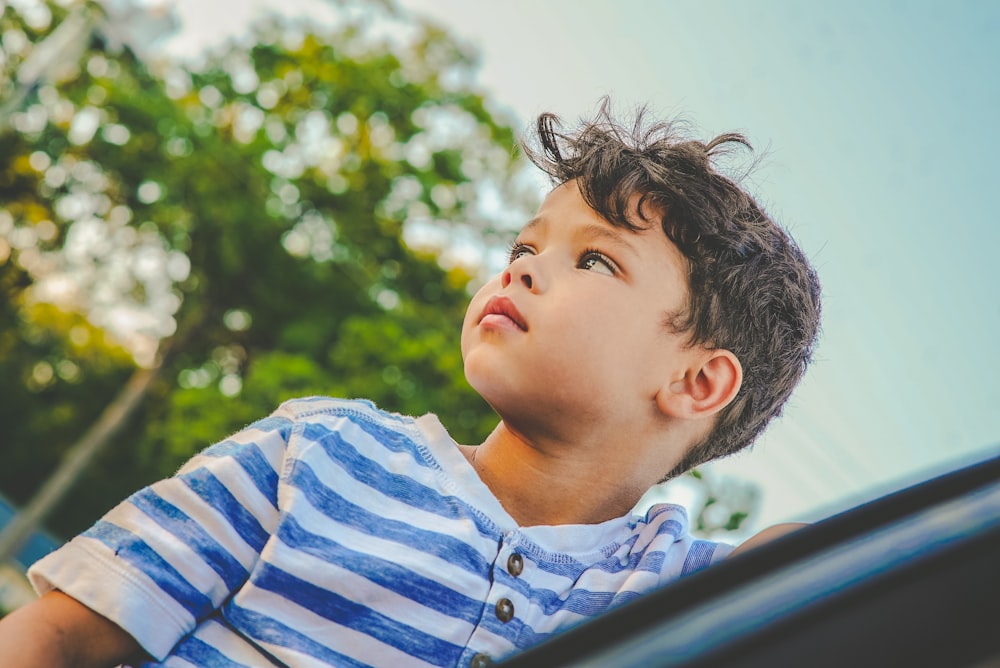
[462,180,700,437]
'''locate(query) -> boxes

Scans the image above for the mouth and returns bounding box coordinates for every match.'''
[479,296,528,331]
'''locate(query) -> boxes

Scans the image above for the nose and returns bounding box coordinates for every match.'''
[502,260,536,291]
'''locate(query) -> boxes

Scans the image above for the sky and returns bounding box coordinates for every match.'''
[145,0,999,529]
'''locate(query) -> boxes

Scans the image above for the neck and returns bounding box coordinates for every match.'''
[461,420,664,527]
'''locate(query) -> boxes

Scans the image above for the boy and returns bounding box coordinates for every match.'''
[0,102,821,667]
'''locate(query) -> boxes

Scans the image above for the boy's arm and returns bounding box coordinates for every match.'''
[728,522,808,558]
[25,405,298,657]
[0,591,147,668]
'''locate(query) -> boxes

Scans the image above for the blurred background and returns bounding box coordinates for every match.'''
[1,0,998,611]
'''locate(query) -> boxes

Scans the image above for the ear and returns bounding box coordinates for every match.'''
[655,349,743,420]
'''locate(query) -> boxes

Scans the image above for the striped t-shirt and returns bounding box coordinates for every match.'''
[29,397,732,667]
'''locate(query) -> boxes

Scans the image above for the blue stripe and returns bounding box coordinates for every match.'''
[611,590,645,607]
[198,440,281,511]
[223,605,370,668]
[647,518,685,541]
[472,587,647,652]
[523,583,616,617]
[83,520,214,620]
[276,514,485,623]
[172,635,250,667]
[302,422,480,521]
[681,540,718,575]
[246,415,295,436]
[480,607,553,650]
[129,488,248,591]
[495,552,667,619]
[480,588,643,651]
[289,462,493,576]
[252,563,465,666]
[347,412,436,466]
[179,469,270,553]
[636,550,667,573]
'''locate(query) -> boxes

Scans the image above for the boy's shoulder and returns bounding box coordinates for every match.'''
[275,396,419,428]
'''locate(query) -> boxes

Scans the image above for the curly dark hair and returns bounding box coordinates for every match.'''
[521,100,822,477]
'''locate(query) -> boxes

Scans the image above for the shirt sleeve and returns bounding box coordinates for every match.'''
[27,404,296,661]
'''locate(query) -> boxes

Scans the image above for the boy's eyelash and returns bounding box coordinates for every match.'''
[506,242,620,275]
[507,240,533,264]
[579,248,620,274]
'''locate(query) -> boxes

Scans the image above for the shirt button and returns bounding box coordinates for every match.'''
[470,652,493,667]
[495,597,515,623]
[507,552,524,577]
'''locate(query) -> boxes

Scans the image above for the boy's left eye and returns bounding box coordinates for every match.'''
[579,250,618,276]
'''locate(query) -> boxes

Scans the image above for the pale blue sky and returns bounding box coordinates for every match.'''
[165,0,999,527]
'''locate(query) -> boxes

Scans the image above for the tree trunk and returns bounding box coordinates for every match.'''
[0,365,160,564]
[0,308,206,566]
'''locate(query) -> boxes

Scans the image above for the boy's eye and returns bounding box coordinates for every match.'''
[579,250,618,276]
[508,241,534,264]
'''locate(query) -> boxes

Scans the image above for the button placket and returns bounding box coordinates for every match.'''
[466,532,523,663]
[493,538,524,625]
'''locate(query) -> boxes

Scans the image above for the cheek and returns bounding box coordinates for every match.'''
[559,303,662,377]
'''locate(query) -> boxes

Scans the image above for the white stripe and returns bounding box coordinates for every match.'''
[108,501,230,604]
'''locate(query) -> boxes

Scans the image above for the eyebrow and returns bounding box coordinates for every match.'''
[520,216,640,258]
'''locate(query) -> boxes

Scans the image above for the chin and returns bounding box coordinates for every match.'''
[464,374,509,411]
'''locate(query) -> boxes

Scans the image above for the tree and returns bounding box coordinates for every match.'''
[0,0,535,544]
[0,1,754,565]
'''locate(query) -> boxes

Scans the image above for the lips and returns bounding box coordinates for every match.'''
[479,296,528,331]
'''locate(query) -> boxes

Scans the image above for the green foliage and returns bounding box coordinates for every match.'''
[0,0,755,543]
[0,0,532,538]
[724,511,750,532]
[0,293,135,510]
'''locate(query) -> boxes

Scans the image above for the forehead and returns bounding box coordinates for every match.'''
[528,181,673,250]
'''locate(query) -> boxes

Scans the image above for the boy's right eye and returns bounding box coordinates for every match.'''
[508,241,534,264]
